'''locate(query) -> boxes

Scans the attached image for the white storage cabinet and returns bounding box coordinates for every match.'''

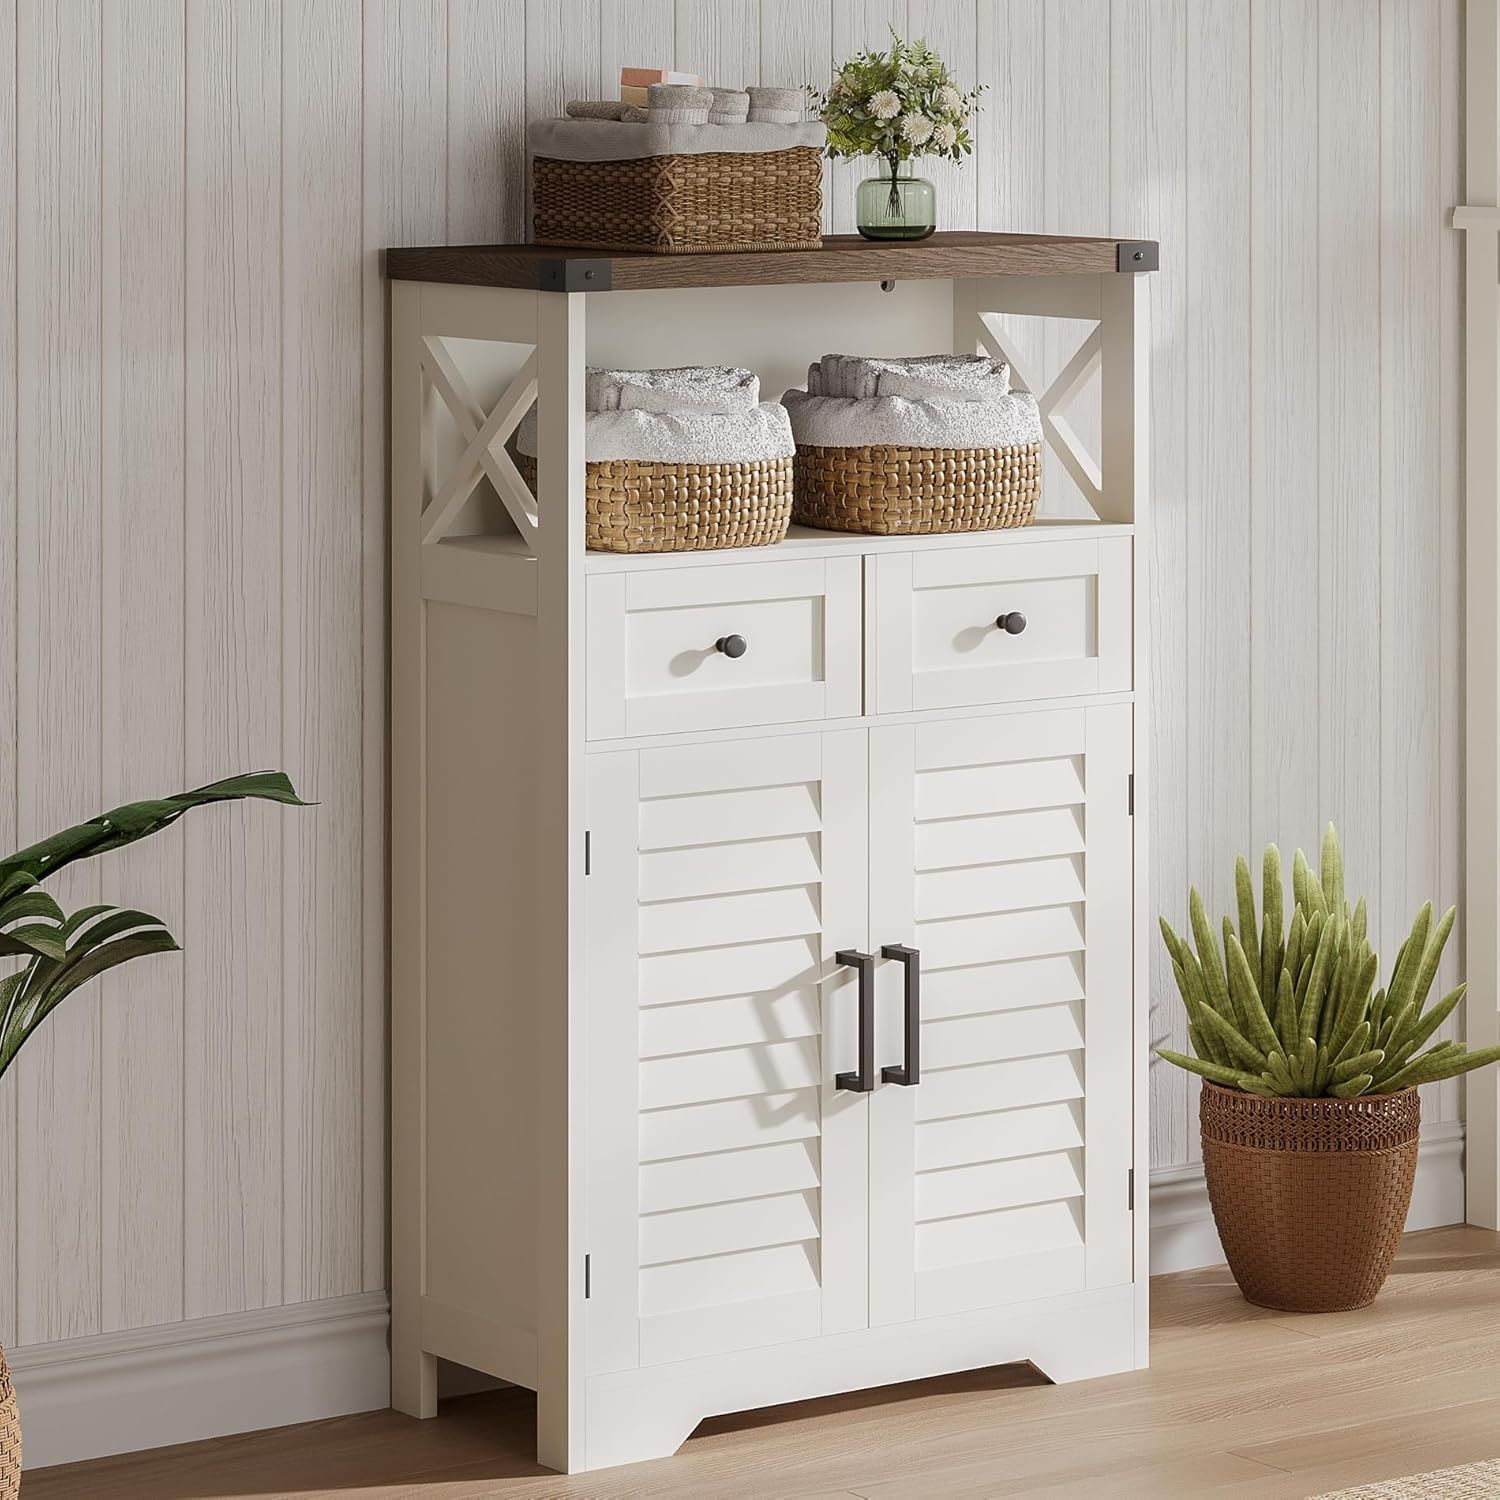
[387,234,1155,1473]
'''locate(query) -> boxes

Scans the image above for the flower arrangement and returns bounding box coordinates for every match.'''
[811,29,983,190]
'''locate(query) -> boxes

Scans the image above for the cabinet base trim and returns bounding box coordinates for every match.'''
[421,1296,538,1389]
[582,1281,1141,1472]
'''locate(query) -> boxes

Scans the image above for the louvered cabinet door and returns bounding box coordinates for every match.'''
[585,730,870,1373]
[867,705,1134,1325]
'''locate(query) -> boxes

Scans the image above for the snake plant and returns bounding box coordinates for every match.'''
[1157,824,1500,1098]
[0,771,306,1079]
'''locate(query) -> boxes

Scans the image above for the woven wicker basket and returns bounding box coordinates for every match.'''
[792,441,1041,535]
[1200,1081,1420,1313]
[0,1346,20,1498]
[532,148,823,254]
[517,450,793,554]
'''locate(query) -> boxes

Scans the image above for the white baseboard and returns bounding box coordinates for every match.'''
[1150,1121,1468,1275]
[10,1291,391,1471]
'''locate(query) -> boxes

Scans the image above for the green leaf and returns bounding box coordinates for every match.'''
[1155,1049,1273,1093]
[0,930,179,1079]
[1332,1050,1384,1084]
[1226,933,1279,1058]
[0,770,309,890]
[1195,1004,1266,1073]
[1297,914,1341,1045]
[1260,844,1284,1005]
[1273,968,1299,1054]
[0,888,64,929]
[1189,887,1236,1026]
[1320,822,1344,911]
[0,926,65,962]
[1234,856,1257,966]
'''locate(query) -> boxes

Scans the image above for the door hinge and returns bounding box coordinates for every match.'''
[1127,1167,1136,1211]
[1128,774,1135,816]
[585,829,592,875]
[584,1253,592,1299]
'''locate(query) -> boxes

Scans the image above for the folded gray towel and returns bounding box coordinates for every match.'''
[517,402,794,464]
[782,388,1041,452]
[565,99,630,120]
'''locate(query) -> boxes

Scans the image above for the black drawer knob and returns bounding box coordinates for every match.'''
[996,611,1027,635]
[716,634,748,659]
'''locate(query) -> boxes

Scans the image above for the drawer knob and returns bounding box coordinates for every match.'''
[715,634,748,659]
[996,611,1028,635]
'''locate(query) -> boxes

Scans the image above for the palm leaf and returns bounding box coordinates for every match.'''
[0,771,309,889]
[0,768,306,1081]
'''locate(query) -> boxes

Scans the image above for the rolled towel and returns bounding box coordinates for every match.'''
[646,83,712,124]
[587,365,760,413]
[565,99,630,120]
[621,106,650,123]
[517,401,794,465]
[746,85,803,123]
[708,87,750,125]
[781,387,1042,452]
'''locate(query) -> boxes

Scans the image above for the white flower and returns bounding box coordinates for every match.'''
[869,89,901,120]
[899,111,934,145]
[933,120,958,150]
[936,84,963,115]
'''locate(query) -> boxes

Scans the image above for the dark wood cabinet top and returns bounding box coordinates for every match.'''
[384,232,1158,292]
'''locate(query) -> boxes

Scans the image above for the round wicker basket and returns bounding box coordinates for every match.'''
[516,450,792,554]
[1200,1081,1420,1313]
[791,441,1040,535]
[0,1345,20,1497]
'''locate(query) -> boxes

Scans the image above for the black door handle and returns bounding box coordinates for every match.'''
[996,611,1027,635]
[881,944,921,1085]
[835,949,875,1092]
[715,634,748,658]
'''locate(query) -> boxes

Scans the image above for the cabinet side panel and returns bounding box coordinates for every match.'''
[423,600,541,1354]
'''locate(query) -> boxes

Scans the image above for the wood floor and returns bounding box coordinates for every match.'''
[25,1225,1500,1499]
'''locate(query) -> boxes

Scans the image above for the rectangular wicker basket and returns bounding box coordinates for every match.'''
[791,442,1042,536]
[532,147,823,255]
[517,450,793,554]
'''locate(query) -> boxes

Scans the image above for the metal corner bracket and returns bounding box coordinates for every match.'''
[537,258,614,292]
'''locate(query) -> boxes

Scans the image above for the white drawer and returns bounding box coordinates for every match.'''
[866,537,1132,712]
[586,557,862,739]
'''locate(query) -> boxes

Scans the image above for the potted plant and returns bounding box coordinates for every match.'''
[811,30,983,241]
[1157,825,1500,1313]
[0,771,306,1493]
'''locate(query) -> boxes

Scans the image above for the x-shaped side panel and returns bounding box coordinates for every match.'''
[420,336,539,549]
[978,313,1104,515]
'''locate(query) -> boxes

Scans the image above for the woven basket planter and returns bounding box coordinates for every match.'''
[532,148,823,255]
[517,450,793,554]
[792,442,1041,536]
[0,1347,19,1498]
[1200,1081,1420,1313]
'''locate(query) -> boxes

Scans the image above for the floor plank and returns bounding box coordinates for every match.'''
[22,1225,1500,1499]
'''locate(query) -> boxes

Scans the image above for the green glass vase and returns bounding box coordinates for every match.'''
[856,164,936,241]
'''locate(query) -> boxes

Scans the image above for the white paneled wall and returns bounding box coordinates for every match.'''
[0,0,1463,1352]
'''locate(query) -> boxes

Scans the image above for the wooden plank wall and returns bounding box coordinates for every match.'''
[0,0,1465,1347]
